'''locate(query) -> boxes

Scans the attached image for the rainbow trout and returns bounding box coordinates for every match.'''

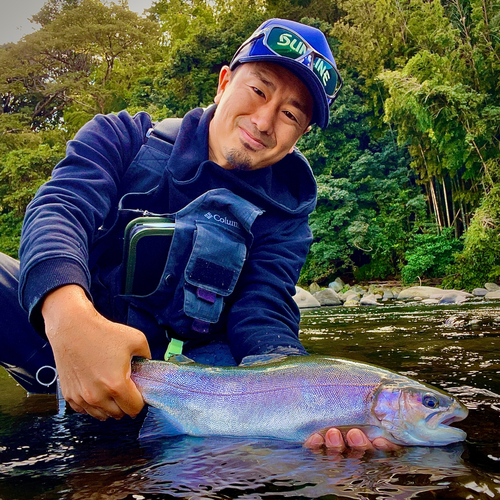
[131,355,468,446]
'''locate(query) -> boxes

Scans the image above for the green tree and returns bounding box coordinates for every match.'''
[299,80,427,283]
[0,0,160,132]
[140,0,265,116]
[0,144,64,256]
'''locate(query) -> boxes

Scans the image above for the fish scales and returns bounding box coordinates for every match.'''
[131,356,468,445]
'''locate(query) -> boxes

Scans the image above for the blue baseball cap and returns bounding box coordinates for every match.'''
[230,18,343,129]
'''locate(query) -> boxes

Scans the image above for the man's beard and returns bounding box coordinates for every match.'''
[224,148,254,171]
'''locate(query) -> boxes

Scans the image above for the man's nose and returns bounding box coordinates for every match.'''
[251,103,276,133]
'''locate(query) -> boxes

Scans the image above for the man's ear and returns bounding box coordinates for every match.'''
[214,66,232,104]
[288,125,312,154]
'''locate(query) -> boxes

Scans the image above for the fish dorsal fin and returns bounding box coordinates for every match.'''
[169,354,195,365]
[139,407,185,440]
[239,354,288,367]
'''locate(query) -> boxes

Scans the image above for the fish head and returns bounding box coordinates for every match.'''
[372,380,468,446]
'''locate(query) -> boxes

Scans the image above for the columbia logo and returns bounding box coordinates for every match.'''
[204,212,240,228]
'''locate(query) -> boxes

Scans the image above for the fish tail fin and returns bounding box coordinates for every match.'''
[139,406,185,440]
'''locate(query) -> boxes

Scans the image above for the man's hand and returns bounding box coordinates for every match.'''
[304,428,401,453]
[42,284,151,420]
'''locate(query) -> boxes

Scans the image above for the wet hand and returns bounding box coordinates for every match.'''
[304,428,401,453]
[42,285,151,421]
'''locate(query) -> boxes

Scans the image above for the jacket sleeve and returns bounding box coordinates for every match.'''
[18,110,152,331]
[226,214,312,363]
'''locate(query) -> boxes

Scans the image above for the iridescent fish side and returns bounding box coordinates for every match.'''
[131,356,468,445]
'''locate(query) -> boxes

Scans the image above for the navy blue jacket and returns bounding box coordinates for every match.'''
[19,105,316,363]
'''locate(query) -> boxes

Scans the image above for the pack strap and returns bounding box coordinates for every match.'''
[147,117,183,143]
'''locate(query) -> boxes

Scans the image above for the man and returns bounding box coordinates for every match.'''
[0,18,396,452]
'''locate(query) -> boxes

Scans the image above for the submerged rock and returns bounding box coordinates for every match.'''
[445,316,466,327]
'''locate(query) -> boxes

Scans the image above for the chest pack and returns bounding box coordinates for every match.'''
[93,116,263,354]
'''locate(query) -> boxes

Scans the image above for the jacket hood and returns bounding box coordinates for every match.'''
[164,105,317,217]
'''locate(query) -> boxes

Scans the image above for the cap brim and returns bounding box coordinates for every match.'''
[231,55,329,128]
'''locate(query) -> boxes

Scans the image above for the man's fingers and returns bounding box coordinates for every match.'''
[303,432,325,448]
[345,428,375,451]
[324,428,346,452]
[130,331,152,360]
[304,427,399,455]
[112,377,146,418]
[68,401,86,415]
[372,437,401,452]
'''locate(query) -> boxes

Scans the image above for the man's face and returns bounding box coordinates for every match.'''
[208,62,313,171]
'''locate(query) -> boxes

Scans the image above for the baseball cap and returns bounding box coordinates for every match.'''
[230,18,343,128]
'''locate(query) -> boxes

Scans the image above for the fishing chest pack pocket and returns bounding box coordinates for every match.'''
[123,217,175,296]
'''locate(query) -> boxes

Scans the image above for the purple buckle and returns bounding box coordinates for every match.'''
[197,288,217,304]
[192,319,210,334]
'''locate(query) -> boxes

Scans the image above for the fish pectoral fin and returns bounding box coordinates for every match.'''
[139,407,185,440]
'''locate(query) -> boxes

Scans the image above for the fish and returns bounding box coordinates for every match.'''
[130,355,468,446]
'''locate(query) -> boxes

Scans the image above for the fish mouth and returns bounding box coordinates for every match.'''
[431,406,468,442]
[441,415,464,426]
[428,401,468,428]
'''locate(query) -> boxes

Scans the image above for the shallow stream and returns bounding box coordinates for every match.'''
[1,301,500,499]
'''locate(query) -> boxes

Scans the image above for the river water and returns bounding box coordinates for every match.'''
[1,300,500,499]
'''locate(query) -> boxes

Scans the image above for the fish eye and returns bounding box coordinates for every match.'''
[422,394,439,409]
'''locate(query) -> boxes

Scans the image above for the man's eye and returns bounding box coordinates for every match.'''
[253,87,265,98]
[284,110,298,123]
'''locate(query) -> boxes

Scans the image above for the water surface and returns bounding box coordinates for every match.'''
[1,301,500,499]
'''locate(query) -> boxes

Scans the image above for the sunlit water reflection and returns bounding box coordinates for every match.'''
[1,300,500,499]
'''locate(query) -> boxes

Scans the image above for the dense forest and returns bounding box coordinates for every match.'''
[0,0,498,289]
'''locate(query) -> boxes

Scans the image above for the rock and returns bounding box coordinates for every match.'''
[485,283,500,292]
[328,277,345,293]
[422,298,440,304]
[293,287,321,308]
[343,292,360,302]
[360,294,382,306]
[382,290,394,301]
[397,286,473,302]
[485,290,500,300]
[344,299,360,307]
[439,291,471,304]
[445,316,465,327]
[309,282,321,294]
[397,286,438,300]
[473,288,489,296]
[314,288,342,306]
[328,281,343,293]
[468,319,482,326]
